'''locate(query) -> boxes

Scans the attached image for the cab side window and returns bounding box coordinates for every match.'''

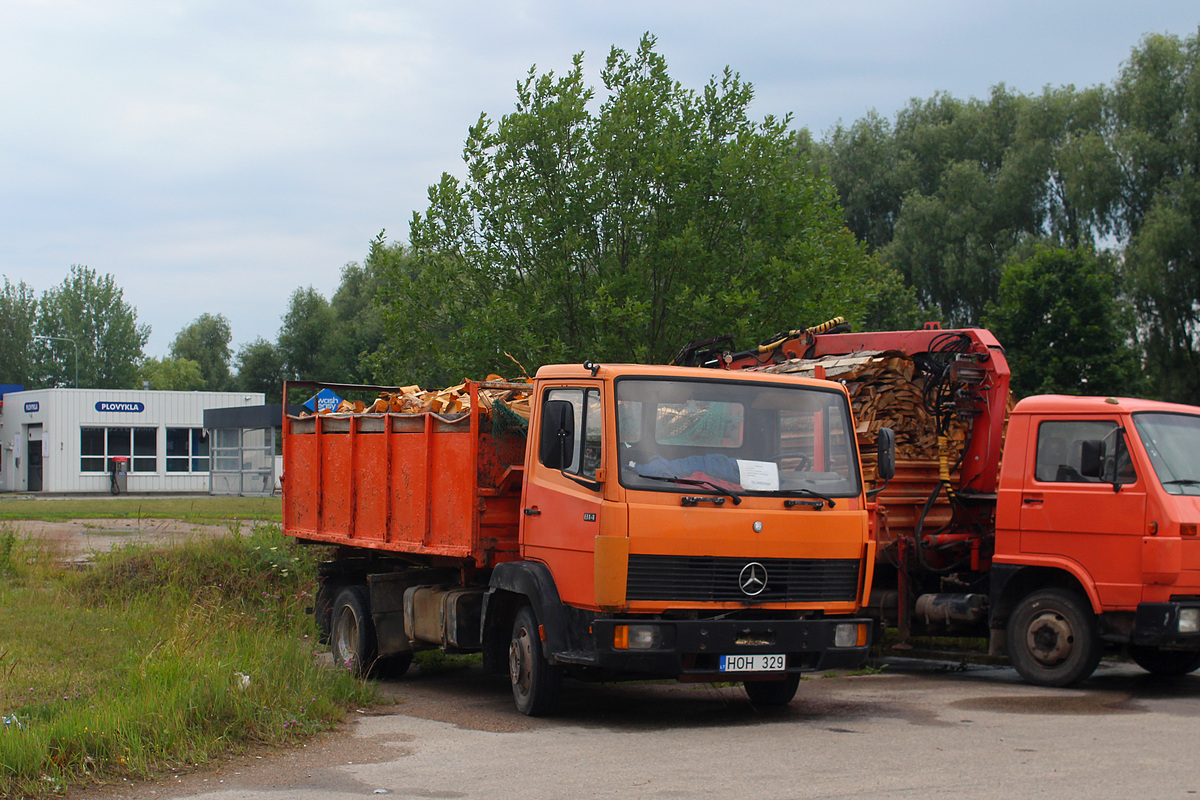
[1035,420,1136,483]
[542,388,602,480]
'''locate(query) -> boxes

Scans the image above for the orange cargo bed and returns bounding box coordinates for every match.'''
[281,397,525,570]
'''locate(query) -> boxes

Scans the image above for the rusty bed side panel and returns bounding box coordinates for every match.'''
[282,407,523,568]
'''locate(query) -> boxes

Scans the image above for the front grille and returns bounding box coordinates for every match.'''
[626,554,860,603]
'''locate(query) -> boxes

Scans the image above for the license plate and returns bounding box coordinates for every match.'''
[719,654,786,672]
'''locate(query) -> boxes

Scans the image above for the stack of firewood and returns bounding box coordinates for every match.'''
[760,351,966,467]
[301,377,532,420]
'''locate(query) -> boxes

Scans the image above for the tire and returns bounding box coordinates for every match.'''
[508,605,562,716]
[743,674,801,708]
[1007,588,1101,687]
[331,586,376,677]
[1129,645,1200,677]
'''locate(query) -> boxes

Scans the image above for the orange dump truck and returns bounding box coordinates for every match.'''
[281,363,878,715]
[687,323,1200,686]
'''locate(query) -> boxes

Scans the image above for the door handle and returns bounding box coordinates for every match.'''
[1022,495,1044,505]
[523,508,541,516]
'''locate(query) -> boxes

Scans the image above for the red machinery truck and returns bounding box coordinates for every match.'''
[280,363,880,715]
[678,323,1200,686]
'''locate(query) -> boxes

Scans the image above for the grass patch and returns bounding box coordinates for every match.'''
[0,522,372,799]
[412,650,482,675]
[0,496,281,524]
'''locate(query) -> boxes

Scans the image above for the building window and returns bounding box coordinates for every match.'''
[81,427,105,472]
[166,428,209,473]
[80,427,158,473]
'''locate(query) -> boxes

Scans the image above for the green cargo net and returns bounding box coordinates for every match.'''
[490,399,530,467]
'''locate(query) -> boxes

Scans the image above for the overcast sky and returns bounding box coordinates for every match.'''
[1,1,1196,358]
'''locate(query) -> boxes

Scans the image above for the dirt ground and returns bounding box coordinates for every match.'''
[5,517,239,563]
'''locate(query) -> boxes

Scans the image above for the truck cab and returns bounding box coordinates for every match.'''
[994,396,1200,683]
[494,363,876,712]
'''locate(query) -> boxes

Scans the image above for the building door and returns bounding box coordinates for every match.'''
[26,424,43,492]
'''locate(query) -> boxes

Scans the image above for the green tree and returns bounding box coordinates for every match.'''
[139,356,205,391]
[235,337,285,400]
[0,277,37,386]
[1112,29,1200,402]
[806,110,915,251]
[325,231,397,383]
[983,246,1141,398]
[35,265,149,388]
[880,86,1117,325]
[277,287,334,381]
[169,313,233,391]
[379,35,914,386]
[812,83,1117,327]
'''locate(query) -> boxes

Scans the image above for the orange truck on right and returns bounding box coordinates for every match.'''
[683,323,1200,686]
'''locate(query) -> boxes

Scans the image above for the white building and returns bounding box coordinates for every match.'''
[0,388,264,494]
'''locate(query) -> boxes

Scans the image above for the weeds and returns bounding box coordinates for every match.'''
[0,524,371,799]
[0,526,14,573]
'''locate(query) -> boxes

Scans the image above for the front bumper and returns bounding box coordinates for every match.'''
[566,616,873,677]
[1132,602,1200,647]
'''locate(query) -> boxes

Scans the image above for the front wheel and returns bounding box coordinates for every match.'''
[509,606,562,716]
[743,674,801,708]
[1007,588,1101,687]
[1129,645,1200,676]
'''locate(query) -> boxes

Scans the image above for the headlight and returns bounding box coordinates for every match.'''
[1179,608,1200,634]
[834,623,867,648]
[613,624,662,650]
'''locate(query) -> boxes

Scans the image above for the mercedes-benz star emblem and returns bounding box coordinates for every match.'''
[738,562,768,596]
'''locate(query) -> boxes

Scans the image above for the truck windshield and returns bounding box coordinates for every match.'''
[615,377,861,499]
[1132,412,1200,495]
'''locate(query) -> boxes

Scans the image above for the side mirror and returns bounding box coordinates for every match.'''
[876,427,896,481]
[539,399,575,470]
[1080,441,1104,479]
[1080,440,1105,479]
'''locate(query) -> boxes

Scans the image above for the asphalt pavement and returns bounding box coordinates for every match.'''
[77,656,1200,800]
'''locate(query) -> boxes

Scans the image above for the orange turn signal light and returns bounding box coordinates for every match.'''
[613,625,629,650]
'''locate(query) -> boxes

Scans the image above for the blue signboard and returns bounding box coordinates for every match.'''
[304,388,343,413]
[96,401,145,413]
[24,402,39,413]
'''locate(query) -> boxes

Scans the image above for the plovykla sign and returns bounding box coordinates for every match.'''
[95,401,146,413]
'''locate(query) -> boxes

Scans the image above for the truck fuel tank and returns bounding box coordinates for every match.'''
[914,593,988,631]
[404,586,485,650]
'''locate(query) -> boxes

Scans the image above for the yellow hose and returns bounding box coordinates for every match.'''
[755,316,847,354]
[938,434,956,499]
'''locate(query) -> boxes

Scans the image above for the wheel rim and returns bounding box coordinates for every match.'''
[335,607,359,669]
[1025,609,1074,666]
[510,624,532,697]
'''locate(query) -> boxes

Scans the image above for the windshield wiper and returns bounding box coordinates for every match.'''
[777,488,836,508]
[636,473,742,505]
[1163,479,1200,486]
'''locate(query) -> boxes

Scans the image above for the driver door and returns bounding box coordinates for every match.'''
[522,384,605,608]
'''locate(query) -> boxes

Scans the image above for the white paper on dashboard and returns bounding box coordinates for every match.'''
[736,459,779,491]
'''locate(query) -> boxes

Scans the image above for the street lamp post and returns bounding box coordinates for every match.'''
[34,335,79,388]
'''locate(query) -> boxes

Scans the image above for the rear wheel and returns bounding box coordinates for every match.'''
[1129,645,1200,676]
[509,606,562,716]
[743,674,801,708]
[331,586,376,677]
[1007,588,1101,687]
